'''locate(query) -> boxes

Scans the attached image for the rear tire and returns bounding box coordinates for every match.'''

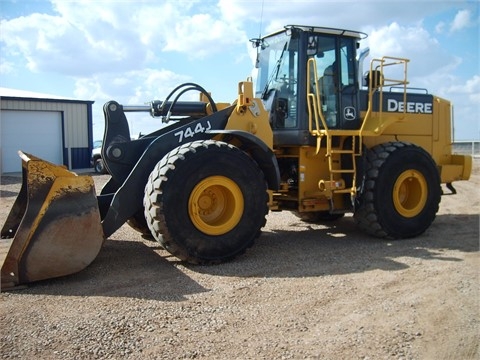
[144,140,268,264]
[354,142,441,239]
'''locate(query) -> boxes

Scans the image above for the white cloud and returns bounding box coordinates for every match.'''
[73,77,110,101]
[363,22,453,81]
[74,67,192,138]
[0,13,67,70]
[1,1,467,79]
[132,2,247,58]
[1,0,477,140]
[0,59,15,75]
[74,68,190,103]
[445,75,480,103]
[163,13,245,57]
[450,9,473,32]
[0,0,247,76]
[435,21,446,34]
[425,73,480,140]
[219,0,456,35]
[0,10,146,76]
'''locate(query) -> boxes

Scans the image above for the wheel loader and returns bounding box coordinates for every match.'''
[1,25,472,290]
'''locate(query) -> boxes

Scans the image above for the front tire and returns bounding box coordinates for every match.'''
[144,140,269,264]
[354,142,441,239]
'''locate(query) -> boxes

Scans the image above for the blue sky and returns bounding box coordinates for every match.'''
[1,0,478,140]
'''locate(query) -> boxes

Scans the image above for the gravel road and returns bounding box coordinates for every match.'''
[0,161,479,359]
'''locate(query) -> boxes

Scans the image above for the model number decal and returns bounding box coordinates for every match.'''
[174,121,212,143]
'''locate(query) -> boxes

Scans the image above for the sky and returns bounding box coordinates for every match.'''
[0,0,479,141]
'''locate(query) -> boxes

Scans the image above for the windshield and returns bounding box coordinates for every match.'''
[254,31,299,128]
[255,31,298,99]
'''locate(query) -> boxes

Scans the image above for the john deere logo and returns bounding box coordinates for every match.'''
[344,107,356,121]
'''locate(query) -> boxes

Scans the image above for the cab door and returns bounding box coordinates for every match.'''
[310,34,360,130]
[337,37,361,129]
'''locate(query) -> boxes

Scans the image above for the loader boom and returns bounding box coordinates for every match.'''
[99,81,279,237]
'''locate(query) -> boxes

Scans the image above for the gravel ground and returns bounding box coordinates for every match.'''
[0,161,479,359]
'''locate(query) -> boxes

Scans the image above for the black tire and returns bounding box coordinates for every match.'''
[94,158,107,174]
[144,140,269,264]
[354,142,441,239]
[297,211,345,223]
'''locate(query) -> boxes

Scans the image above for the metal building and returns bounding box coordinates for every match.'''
[0,88,94,174]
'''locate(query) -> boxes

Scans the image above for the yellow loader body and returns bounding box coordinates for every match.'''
[0,25,473,289]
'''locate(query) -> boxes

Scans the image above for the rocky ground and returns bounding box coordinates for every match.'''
[0,160,478,359]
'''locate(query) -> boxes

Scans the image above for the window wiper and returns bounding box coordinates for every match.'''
[261,42,288,99]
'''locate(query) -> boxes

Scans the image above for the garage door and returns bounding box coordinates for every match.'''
[1,110,63,173]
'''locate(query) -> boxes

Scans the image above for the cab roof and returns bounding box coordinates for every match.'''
[263,25,367,40]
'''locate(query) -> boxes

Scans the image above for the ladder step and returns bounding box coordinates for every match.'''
[333,188,356,194]
[323,135,359,199]
[329,169,355,174]
[330,149,355,154]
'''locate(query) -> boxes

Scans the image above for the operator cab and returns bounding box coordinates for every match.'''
[251,25,366,146]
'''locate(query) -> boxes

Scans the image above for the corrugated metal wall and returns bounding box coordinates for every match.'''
[0,97,94,170]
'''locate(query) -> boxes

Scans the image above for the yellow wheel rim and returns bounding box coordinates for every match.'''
[189,176,244,235]
[392,170,428,218]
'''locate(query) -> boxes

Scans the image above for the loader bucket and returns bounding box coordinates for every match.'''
[1,152,104,290]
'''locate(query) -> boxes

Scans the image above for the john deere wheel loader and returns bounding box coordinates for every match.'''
[1,25,471,289]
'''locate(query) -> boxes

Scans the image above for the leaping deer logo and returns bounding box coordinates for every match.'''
[344,107,356,121]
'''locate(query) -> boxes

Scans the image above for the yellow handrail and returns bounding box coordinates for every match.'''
[306,58,329,134]
[362,56,410,134]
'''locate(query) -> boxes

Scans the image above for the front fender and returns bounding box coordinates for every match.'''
[207,129,280,191]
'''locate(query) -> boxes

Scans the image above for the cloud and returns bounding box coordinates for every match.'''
[0,13,66,70]
[219,0,456,35]
[0,0,248,77]
[1,0,477,140]
[0,11,147,76]
[74,67,193,137]
[0,59,15,75]
[128,2,247,58]
[164,14,246,57]
[445,75,480,103]
[447,75,480,139]
[435,21,446,34]
[74,68,191,103]
[450,9,473,32]
[1,1,469,79]
[363,22,454,80]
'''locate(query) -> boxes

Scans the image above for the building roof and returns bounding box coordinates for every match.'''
[0,87,93,104]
